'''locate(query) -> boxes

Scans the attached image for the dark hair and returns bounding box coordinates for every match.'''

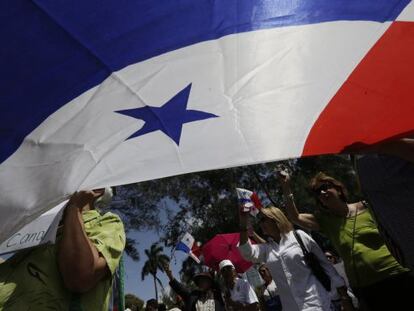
[309,172,348,204]
[158,303,167,311]
[146,299,158,307]
[193,272,213,285]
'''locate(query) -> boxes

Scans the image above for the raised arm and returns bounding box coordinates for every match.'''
[162,262,190,300]
[250,230,266,244]
[277,170,320,231]
[238,211,267,263]
[58,191,110,293]
[239,209,250,246]
[348,137,414,163]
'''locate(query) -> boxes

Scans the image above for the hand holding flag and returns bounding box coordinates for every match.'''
[236,188,263,217]
[175,232,201,263]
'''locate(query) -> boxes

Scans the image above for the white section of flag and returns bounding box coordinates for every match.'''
[179,232,195,250]
[236,188,254,210]
[397,1,414,21]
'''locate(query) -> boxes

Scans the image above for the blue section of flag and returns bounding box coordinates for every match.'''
[176,241,191,254]
[1,0,410,163]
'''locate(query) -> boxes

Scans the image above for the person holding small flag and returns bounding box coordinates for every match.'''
[162,262,225,311]
[174,232,202,263]
[237,206,351,311]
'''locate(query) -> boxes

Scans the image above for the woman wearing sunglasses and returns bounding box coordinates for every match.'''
[279,171,413,310]
[238,206,351,311]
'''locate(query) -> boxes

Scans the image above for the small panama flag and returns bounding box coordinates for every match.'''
[236,188,263,217]
[175,232,202,263]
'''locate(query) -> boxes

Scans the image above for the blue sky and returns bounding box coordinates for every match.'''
[123,229,189,302]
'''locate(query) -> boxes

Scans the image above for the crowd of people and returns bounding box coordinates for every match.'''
[1,139,413,310]
[142,155,414,311]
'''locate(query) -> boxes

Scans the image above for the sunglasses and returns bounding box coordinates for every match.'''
[313,182,334,195]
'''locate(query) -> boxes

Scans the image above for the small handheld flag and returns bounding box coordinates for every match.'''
[236,188,263,217]
[175,232,201,263]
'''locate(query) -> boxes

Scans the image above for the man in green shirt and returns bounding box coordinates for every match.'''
[0,189,125,311]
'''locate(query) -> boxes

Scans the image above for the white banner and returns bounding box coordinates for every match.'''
[0,201,66,255]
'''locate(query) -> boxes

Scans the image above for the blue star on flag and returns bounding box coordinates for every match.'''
[116,84,218,145]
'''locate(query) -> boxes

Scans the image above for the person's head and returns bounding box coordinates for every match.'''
[325,251,338,264]
[175,295,184,308]
[309,172,348,209]
[193,272,213,291]
[158,303,167,311]
[257,207,293,239]
[258,263,272,283]
[145,299,158,311]
[219,259,237,283]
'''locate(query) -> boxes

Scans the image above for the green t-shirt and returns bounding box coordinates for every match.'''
[316,206,408,288]
[0,210,125,311]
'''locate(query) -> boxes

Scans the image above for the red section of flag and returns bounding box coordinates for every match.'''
[251,192,263,209]
[191,243,202,259]
[303,21,414,156]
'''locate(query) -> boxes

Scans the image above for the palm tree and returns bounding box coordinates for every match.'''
[141,243,170,301]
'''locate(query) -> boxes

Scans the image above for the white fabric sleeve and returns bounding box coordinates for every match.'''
[297,230,346,289]
[238,239,267,263]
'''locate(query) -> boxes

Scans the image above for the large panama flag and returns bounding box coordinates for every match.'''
[1,0,414,243]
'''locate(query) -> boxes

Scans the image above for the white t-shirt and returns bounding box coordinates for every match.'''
[228,277,259,305]
[239,230,345,311]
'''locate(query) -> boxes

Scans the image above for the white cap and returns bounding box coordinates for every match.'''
[219,259,235,270]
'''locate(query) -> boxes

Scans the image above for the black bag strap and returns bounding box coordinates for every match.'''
[293,230,309,256]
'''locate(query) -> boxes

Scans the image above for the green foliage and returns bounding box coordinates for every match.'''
[125,293,144,311]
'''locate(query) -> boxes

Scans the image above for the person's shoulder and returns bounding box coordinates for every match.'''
[295,229,310,238]
[268,279,277,290]
[99,211,124,226]
[97,212,126,237]
[357,200,368,210]
[236,277,247,284]
[100,211,122,221]
[237,277,252,288]
[295,229,313,243]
